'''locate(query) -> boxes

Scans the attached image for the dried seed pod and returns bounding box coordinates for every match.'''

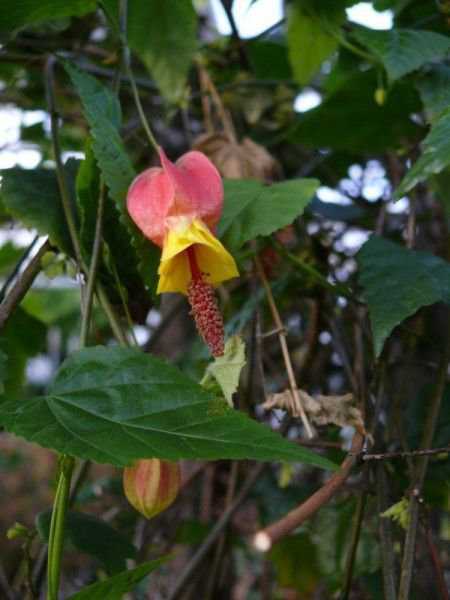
[193,133,281,182]
[123,459,180,519]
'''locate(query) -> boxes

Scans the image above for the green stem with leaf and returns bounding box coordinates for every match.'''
[46,455,74,600]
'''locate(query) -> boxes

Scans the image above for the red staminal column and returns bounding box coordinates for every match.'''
[186,246,225,357]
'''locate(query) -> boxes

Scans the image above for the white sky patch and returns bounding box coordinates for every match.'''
[0,107,45,168]
[346,2,393,30]
[0,228,39,247]
[16,149,41,169]
[133,325,150,345]
[210,0,283,38]
[387,197,409,214]
[62,151,85,162]
[0,107,22,145]
[317,186,352,205]
[341,229,370,251]
[294,88,322,113]
[26,355,55,385]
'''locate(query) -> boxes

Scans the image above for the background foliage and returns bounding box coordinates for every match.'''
[0,0,449,598]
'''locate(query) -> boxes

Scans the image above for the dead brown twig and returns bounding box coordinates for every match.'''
[251,432,364,551]
[254,256,314,438]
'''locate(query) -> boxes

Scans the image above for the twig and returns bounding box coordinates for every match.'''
[219,0,250,69]
[362,446,449,461]
[0,238,50,330]
[252,433,364,551]
[204,461,239,599]
[167,463,265,600]
[423,520,449,600]
[0,563,14,600]
[46,56,83,264]
[79,183,105,347]
[341,492,367,599]
[120,0,159,153]
[398,316,450,600]
[0,234,39,302]
[254,256,314,438]
[274,241,354,299]
[143,297,185,352]
[376,463,398,600]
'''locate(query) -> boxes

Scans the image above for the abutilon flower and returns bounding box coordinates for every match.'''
[127,148,238,356]
[123,458,180,519]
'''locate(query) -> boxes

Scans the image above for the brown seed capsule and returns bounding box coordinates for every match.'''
[123,459,180,519]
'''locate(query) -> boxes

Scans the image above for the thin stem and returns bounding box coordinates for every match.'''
[46,54,129,348]
[423,519,449,600]
[376,463,398,600]
[167,464,265,600]
[96,283,130,346]
[331,28,376,63]
[255,256,314,438]
[0,238,51,331]
[398,317,450,600]
[363,446,449,461]
[119,0,158,152]
[219,0,250,69]
[341,492,367,599]
[0,234,39,302]
[47,455,74,600]
[108,254,138,346]
[46,56,83,265]
[0,563,14,600]
[79,183,106,348]
[274,241,354,299]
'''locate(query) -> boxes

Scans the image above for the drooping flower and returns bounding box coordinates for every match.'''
[123,459,180,519]
[127,148,238,356]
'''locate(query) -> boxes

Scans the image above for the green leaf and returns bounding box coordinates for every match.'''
[21,289,80,325]
[247,40,292,81]
[37,510,136,574]
[76,140,153,305]
[202,336,246,405]
[63,61,134,206]
[101,0,197,102]
[416,65,450,122]
[394,106,450,198]
[0,242,23,277]
[357,236,450,356]
[0,346,336,470]
[0,308,46,398]
[0,349,7,396]
[270,533,321,594]
[290,70,422,153]
[0,168,76,255]
[67,559,166,600]
[288,5,340,85]
[353,27,450,82]
[0,0,96,37]
[219,178,319,252]
[64,60,157,289]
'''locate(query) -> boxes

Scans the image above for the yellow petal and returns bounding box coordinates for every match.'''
[157,219,239,294]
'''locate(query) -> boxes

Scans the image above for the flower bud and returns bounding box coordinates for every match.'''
[123,459,180,519]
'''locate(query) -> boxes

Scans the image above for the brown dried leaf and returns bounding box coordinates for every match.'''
[262,389,365,434]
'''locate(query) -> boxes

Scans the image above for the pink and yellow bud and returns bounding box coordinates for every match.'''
[127,147,239,356]
[123,459,180,519]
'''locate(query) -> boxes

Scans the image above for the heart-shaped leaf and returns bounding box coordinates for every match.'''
[0,346,335,470]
